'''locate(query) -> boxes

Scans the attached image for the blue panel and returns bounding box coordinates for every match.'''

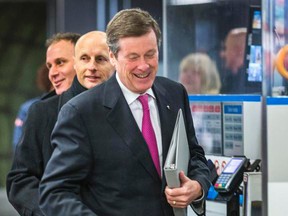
[223,105,242,114]
[97,0,106,31]
[189,95,261,102]
[266,97,288,105]
[109,0,118,20]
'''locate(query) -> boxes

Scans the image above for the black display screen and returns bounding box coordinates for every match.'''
[245,6,262,90]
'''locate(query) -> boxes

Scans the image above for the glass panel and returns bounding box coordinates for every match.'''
[263,0,288,96]
[163,0,262,95]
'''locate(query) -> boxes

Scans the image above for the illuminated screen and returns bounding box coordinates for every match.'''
[223,159,243,174]
[245,6,262,90]
[252,10,261,29]
[247,45,262,82]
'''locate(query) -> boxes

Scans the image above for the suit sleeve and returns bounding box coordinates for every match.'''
[181,85,211,195]
[6,103,47,216]
[178,85,211,215]
[39,102,96,216]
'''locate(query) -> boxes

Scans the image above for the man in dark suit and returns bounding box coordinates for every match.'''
[6,32,80,216]
[39,9,210,216]
[6,31,114,216]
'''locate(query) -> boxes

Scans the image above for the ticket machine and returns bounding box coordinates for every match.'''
[188,95,262,216]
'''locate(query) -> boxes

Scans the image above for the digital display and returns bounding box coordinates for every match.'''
[247,45,262,82]
[252,10,261,29]
[223,159,243,174]
[245,6,262,92]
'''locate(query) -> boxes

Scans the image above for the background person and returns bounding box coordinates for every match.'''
[220,27,247,94]
[39,8,210,216]
[179,52,221,94]
[12,63,53,150]
[46,33,79,95]
[12,31,80,152]
[6,32,81,215]
[7,31,115,216]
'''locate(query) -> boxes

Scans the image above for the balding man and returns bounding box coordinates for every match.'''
[6,31,115,216]
[220,28,248,93]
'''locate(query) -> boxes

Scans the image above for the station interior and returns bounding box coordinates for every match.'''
[0,0,288,215]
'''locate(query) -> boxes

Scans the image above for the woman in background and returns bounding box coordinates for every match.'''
[179,52,221,94]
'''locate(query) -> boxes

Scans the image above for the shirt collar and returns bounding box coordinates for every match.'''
[116,72,155,105]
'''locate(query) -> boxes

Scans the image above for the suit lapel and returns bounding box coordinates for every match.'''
[152,79,180,191]
[152,79,179,164]
[103,75,161,182]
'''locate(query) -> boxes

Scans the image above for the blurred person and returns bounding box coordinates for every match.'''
[220,27,247,93]
[179,53,221,94]
[6,32,83,215]
[39,9,210,216]
[12,63,53,150]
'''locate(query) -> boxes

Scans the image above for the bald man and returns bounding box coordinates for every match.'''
[7,31,115,216]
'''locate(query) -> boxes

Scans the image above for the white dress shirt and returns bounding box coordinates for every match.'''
[116,73,163,174]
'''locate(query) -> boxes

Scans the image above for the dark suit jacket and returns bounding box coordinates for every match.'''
[6,77,86,216]
[39,74,211,216]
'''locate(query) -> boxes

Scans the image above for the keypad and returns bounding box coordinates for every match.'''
[215,174,232,188]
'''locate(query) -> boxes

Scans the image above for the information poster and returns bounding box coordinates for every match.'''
[222,103,243,156]
[190,102,222,155]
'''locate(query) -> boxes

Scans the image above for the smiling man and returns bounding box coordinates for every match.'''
[46,33,79,94]
[7,31,114,216]
[39,9,210,216]
[74,31,114,89]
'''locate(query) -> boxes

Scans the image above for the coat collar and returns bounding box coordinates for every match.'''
[58,77,87,111]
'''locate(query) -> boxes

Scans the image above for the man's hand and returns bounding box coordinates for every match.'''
[165,171,202,208]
